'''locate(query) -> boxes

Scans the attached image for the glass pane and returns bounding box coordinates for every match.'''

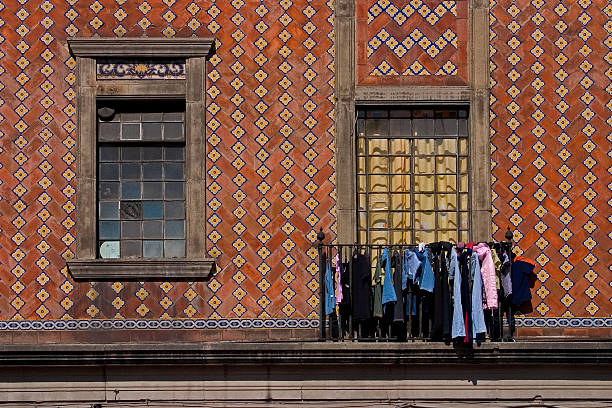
[165,220,185,239]
[357,157,366,174]
[390,139,410,155]
[165,182,184,199]
[165,146,184,161]
[459,138,468,154]
[438,230,457,243]
[459,194,468,210]
[459,158,468,173]
[99,221,120,239]
[99,241,120,258]
[143,201,163,219]
[122,123,140,140]
[459,212,469,230]
[358,194,366,211]
[437,194,457,211]
[142,112,162,122]
[390,174,410,193]
[120,201,142,219]
[121,221,141,238]
[143,240,163,258]
[143,220,163,239]
[121,182,141,199]
[142,123,163,140]
[459,174,468,192]
[369,194,388,211]
[121,163,141,179]
[163,123,183,140]
[366,109,387,119]
[99,122,120,141]
[143,163,163,180]
[366,119,388,137]
[358,211,367,229]
[370,230,388,246]
[99,201,119,220]
[436,156,456,173]
[99,163,119,180]
[369,156,388,174]
[390,109,411,118]
[390,119,411,137]
[392,230,409,245]
[459,230,469,242]
[121,146,140,161]
[435,139,457,155]
[391,212,411,229]
[121,240,142,258]
[391,193,410,211]
[437,175,457,192]
[357,136,365,154]
[414,140,435,156]
[368,138,387,156]
[163,112,184,121]
[390,156,410,174]
[438,211,457,228]
[368,174,388,193]
[164,240,185,258]
[165,201,185,219]
[458,119,468,135]
[143,182,163,199]
[435,118,458,136]
[122,112,140,122]
[164,163,184,180]
[359,230,367,245]
[412,118,434,137]
[369,211,388,230]
[414,175,435,192]
[414,193,434,211]
[99,146,119,161]
[357,175,366,192]
[414,229,435,243]
[143,146,163,161]
[99,182,119,199]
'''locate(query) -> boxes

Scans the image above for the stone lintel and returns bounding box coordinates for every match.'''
[68,37,216,58]
[67,258,216,280]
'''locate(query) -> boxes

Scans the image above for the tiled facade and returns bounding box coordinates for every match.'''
[0,0,609,336]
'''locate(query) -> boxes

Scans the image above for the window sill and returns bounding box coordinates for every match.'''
[67,258,216,281]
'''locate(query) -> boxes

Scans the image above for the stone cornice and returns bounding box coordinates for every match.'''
[66,258,216,280]
[67,37,216,58]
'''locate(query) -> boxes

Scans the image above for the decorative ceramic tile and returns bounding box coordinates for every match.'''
[97,60,185,79]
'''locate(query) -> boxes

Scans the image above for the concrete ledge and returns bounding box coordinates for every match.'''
[66,258,216,280]
[68,37,216,58]
[0,341,610,366]
[355,86,471,103]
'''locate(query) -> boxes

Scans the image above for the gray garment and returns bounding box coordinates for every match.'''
[501,253,512,298]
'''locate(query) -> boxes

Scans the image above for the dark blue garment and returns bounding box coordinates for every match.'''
[414,248,435,293]
[512,258,535,305]
[381,248,397,305]
[324,258,335,316]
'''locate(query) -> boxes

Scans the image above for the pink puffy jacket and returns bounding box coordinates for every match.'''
[474,243,498,310]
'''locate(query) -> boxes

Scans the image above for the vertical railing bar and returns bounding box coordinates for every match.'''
[317,229,325,341]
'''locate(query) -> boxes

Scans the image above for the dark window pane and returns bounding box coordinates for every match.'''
[435,118,458,136]
[164,146,184,161]
[99,241,120,258]
[99,163,119,180]
[99,182,119,199]
[164,240,185,258]
[99,221,120,239]
[121,163,141,179]
[143,201,163,219]
[163,112,184,121]
[99,146,119,161]
[390,110,411,118]
[165,201,185,219]
[122,112,140,122]
[458,119,468,135]
[143,146,163,161]
[390,119,411,137]
[143,182,163,199]
[143,240,163,258]
[121,240,142,257]
[143,163,163,180]
[143,221,163,239]
[413,118,434,137]
[163,123,183,140]
[121,221,141,238]
[142,123,163,140]
[120,201,142,219]
[165,220,185,239]
[99,201,119,220]
[121,146,140,161]
[164,162,184,180]
[99,122,120,141]
[366,110,387,118]
[165,182,184,199]
[366,119,388,137]
[122,182,141,199]
[122,123,140,140]
[142,112,162,122]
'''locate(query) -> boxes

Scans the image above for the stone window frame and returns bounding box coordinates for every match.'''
[66,38,216,280]
[334,0,492,244]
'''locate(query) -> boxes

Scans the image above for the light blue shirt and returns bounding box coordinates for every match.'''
[414,248,435,293]
[449,248,465,339]
[381,248,397,305]
[324,258,335,316]
[471,252,487,337]
[402,249,421,290]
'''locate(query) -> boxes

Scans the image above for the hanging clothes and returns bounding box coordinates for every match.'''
[500,252,512,299]
[381,248,397,305]
[470,252,487,337]
[492,248,502,291]
[372,255,383,318]
[403,249,420,290]
[512,256,536,305]
[449,247,465,339]
[324,256,335,316]
[430,243,444,340]
[351,252,372,320]
[474,243,498,310]
[334,254,343,305]
[414,248,435,292]
[392,250,404,322]
[458,250,472,341]
[440,242,453,339]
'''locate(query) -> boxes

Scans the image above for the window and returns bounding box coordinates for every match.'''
[356,107,470,244]
[66,38,215,280]
[97,101,186,259]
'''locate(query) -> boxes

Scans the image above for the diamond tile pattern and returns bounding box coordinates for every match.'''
[0,0,335,321]
[356,0,468,85]
[490,0,611,318]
